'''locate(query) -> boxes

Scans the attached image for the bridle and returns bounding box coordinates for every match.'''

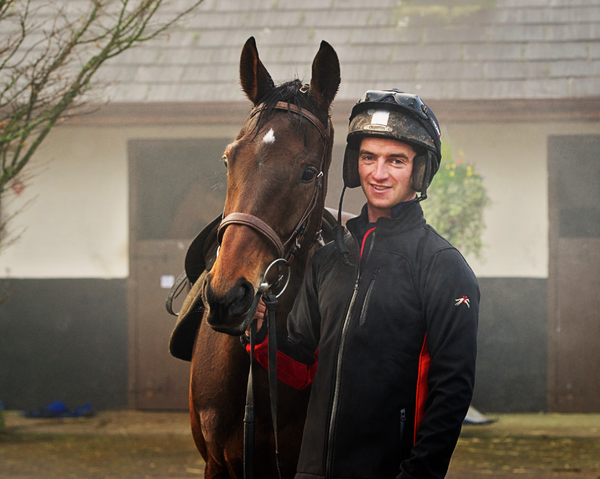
[165,100,331,313]
[217,101,332,273]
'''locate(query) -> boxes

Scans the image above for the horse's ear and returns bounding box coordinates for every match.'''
[309,41,341,110]
[239,37,275,106]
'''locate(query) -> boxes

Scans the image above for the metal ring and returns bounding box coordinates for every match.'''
[258,258,291,298]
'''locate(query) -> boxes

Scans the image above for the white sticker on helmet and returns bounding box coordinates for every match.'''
[371,110,390,126]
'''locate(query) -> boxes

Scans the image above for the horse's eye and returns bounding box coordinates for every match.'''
[301,167,318,183]
[222,155,228,169]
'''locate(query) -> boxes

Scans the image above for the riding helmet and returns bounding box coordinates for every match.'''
[342,89,442,198]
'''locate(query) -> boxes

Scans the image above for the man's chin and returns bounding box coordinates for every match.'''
[368,198,394,211]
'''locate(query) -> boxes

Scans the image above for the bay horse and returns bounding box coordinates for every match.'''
[169,37,340,479]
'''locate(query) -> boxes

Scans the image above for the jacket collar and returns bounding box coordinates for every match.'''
[347,199,425,241]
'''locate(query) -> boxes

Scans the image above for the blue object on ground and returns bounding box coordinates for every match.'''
[22,400,95,418]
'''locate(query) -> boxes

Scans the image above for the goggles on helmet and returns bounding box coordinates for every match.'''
[352,90,441,153]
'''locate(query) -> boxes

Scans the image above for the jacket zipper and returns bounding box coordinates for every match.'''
[325,230,376,477]
[359,268,380,326]
[399,408,407,461]
[325,275,359,477]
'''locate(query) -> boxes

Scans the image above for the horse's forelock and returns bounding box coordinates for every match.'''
[262,78,305,109]
[251,79,325,137]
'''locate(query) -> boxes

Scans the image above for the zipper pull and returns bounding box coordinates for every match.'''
[400,408,407,461]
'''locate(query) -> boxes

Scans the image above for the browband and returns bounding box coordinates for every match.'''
[256,101,331,144]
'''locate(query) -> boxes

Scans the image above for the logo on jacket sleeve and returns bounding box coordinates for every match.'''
[455,296,470,308]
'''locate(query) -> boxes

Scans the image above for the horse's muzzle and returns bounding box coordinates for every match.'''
[204,276,255,336]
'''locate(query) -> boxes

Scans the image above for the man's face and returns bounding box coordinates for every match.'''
[358,137,417,222]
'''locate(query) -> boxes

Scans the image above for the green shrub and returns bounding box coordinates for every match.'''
[422,141,491,259]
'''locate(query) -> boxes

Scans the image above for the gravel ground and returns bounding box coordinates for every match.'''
[1,410,600,479]
[0,411,201,479]
[450,413,600,479]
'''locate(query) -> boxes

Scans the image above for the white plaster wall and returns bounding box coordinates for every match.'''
[443,121,600,278]
[2,120,599,279]
[1,124,238,279]
[442,122,549,278]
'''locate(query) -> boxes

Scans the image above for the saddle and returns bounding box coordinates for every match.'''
[168,209,339,361]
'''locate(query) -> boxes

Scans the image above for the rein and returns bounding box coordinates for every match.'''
[242,259,291,479]
[244,293,283,479]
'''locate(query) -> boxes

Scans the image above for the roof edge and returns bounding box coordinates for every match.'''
[61,98,600,127]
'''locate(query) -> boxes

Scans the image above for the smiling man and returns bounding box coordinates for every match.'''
[249,89,480,479]
[358,136,418,221]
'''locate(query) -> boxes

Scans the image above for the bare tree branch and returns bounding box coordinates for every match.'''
[0,0,204,200]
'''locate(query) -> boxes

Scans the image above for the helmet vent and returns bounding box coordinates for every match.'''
[363,124,392,132]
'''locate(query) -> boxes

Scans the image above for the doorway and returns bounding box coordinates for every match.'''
[128,138,228,409]
[547,135,600,412]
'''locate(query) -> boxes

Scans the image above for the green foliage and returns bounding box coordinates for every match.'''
[421,141,491,259]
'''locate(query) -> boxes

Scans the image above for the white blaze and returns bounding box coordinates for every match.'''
[263,128,276,144]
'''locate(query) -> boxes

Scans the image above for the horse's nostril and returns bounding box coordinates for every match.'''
[205,276,254,319]
[228,279,254,317]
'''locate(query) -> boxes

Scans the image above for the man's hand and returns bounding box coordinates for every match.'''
[245,299,266,337]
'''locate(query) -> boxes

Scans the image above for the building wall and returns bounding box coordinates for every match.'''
[0,278,128,410]
[1,124,240,278]
[444,121,599,412]
[1,119,599,411]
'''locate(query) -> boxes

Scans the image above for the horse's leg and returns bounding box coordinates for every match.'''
[190,368,235,479]
[190,319,249,479]
[189,387,208,460]
[197,407,241,479]
[190,310,307,479]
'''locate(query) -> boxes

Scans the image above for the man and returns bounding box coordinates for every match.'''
[250,89,479,479]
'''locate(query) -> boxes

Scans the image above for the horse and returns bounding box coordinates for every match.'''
[169,37,340,479]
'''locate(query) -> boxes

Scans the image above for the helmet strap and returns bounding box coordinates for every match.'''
[334,185,351,265]
[416,151,433,202]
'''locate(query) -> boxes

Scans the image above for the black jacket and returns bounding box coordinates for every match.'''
[286,202,479,479]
